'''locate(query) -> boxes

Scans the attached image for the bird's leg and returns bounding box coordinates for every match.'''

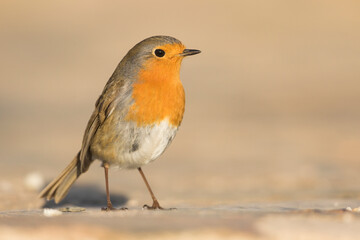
[101,163,127,211]
[101,163,114,211]
[138,167,174,210]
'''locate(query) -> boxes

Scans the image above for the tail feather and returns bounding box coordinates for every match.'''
[39,152,82,203]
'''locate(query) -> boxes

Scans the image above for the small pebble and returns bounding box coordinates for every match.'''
[353,207,360,212]
[43,208,63,217]
[345,207,352,211]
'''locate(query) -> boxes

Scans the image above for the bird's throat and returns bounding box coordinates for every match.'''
[126,59,185,127]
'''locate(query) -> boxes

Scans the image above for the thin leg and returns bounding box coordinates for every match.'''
[138,167,174,210]
[101,163,127,211]
[101,163,113,211]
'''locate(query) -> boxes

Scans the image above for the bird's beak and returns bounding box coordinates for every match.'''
[179,49,201,57]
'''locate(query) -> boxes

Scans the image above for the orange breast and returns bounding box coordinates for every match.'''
[126,57,185,127]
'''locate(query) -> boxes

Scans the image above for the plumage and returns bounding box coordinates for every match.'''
[39,36,200,209]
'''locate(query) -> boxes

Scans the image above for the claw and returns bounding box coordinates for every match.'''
[101,205,128,211]
[142,200,175,210]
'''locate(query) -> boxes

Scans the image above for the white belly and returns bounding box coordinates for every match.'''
[116,119,178,169]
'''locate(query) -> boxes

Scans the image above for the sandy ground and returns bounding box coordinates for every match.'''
[1,203,360,240]
[1,0,360,239]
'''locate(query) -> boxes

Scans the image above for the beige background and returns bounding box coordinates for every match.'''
[1,0,360,238]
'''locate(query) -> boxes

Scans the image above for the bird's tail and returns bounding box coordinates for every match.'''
[39,152,82,203]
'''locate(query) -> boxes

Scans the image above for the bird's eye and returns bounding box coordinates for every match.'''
[154,49,165,57]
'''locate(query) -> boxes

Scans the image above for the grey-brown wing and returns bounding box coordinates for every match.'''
[78,80,124,172]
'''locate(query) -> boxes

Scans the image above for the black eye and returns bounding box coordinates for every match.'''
[154,49,165,57]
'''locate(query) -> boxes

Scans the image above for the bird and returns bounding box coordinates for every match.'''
[39,36,201,210]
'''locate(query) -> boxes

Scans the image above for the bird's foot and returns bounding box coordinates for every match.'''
[101,204,128,211]
[142,200,175,210]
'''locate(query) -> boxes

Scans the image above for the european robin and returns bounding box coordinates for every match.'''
[39,36,200,210]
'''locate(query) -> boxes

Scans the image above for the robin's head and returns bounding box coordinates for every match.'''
[116,36,200,81]
[131,36,200,62]
[121,36,200,126]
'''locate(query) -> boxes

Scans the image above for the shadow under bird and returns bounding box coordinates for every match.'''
[39,36,201,210]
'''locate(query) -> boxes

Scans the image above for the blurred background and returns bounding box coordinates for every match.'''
[0,0,360,211]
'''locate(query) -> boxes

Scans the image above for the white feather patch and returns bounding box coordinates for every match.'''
[119,119,177,169]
